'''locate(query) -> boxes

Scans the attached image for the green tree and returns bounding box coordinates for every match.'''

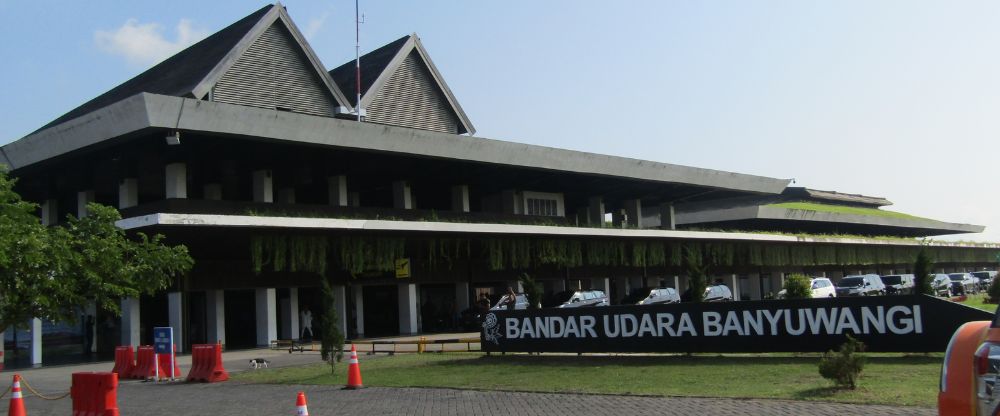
[914,249,933,295]
[683,246,707,302]
[0,169,193,331]
[782,274,813,299]
[818,334,866,389]
[518,273,542,309]
[319,278,345,374]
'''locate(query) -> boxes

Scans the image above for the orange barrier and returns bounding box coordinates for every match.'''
[131,346,157,379]
[187,343,228,383]
[156,344,182,380]
[110,346,135,378]
[71,372,120,416]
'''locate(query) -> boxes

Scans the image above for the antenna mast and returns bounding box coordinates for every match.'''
[355,0,362,121]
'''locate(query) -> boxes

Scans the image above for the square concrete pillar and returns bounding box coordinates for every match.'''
[119,178,138,209]
[168,292,184,353]
[327,176,348,206]
[206,290,226,345]
[332,285,347,337]
[121,297,141,346]
[591,277,611,296]
[203,183,223,201]
[353,286,365,337]
[255,288,277,347]
[501,190,519,214]
[659,203,675,230]
[278,188,296,204]
[40,199,58,226]
[588,197,605,226]
[30,317,42,365]
[398,283,417,335]
[623,199,642,228]
[393,181,413,209]
[451,185,470,213]
[165,163,187,199]
[252,170,273,203]
[731,275,740,301]
[77,190,94,218]
[674,276,681,291]
[281,288,299,340]
[455,282,470,311]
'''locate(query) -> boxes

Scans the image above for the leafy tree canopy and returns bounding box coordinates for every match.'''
[0,169,193,331]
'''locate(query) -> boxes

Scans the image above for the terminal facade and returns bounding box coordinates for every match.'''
[2,4,997,365]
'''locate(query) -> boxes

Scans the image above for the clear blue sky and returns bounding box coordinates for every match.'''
[1,1,997,242]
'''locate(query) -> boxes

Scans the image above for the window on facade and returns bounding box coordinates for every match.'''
[526,198,558,216]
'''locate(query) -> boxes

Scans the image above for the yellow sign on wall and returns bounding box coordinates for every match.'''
[395,258,411,278]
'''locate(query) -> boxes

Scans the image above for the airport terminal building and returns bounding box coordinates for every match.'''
[2,4,997,365]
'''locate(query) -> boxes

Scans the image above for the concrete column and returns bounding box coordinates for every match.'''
[40,199,58,226]
[332,285,347,337]
[587,197,605,226]
[278,188,296,204]
[552,279,566,293]
[674,276,681,291]
[165,163,187,199]
[327,176,348,206]
[168,292,184,353]
[30,318,42,365]
[281,288,299,340]
[119,178,138,209]
[623,199,642,228]
[749,273,762,300]
[659,203,676,230]
[732,275,740,301]
[455,282,470,311]
[779,272,786,289]
[77,190,94,218]
[255,288,277,347]
[206,290,225,345]
[591,277,611,296]
[121,297,140,346]
[353,286,365,337]
[393,181,413,209]
[203,184,223,201]
[501,190,519,214]
[252,170,273,203]
[614,277,629,304]
[451,185,470,212]
[398,283,417,335]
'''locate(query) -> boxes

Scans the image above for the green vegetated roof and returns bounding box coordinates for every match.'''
[767,202,935,222]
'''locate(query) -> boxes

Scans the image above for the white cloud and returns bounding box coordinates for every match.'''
[95,18,209,66]
[303,9,332,40]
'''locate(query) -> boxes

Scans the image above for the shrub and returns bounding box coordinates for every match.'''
[519,273,543,309]
[782,274,812,299]
[818,334,866,389]
[914,249,933,295]
[988,278,1000,304]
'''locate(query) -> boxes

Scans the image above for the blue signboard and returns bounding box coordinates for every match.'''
[153,327,173,354]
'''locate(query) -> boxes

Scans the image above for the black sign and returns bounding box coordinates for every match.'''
[480,295,994,353]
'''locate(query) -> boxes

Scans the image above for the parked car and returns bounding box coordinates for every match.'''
[880,274,915,295]
[682,284,733,302]
[489,293,529,311]
[948,273,978,295]
[834,274,885,297]
[637,288,681,305]
[971,271,998,291]
[555,290,609,308]
[776,277,837,299]
[931,274,953,297]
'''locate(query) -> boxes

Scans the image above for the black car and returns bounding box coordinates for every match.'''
[835,274,885,297]
[880,274,915,295]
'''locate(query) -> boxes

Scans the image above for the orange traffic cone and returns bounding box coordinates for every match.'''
[344,344,363,389]
[295,391,309,416]
[8,374,26,416]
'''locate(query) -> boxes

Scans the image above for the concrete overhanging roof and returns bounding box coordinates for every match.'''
[115,212,1000,249]
[675,205,985,235]
[1,93,791,195]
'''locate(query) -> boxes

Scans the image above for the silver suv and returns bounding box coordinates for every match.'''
[555,290,609,308]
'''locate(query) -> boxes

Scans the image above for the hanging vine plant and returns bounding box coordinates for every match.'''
[250,235,328,275]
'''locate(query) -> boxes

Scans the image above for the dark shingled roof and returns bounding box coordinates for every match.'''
[328,35,409,102]
[36,4,275,133]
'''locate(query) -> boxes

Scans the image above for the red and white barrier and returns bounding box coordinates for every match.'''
[186,343,228,383]
[111,346,135,378]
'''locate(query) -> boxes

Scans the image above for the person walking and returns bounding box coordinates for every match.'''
[505,287,518,311]
[300,306,313,340]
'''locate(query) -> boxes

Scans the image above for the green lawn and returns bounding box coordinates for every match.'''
[233,353,941,408]
[767,202,932,221]
[955,292,999,312]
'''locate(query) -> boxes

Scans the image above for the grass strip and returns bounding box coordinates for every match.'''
[233,352,942,407]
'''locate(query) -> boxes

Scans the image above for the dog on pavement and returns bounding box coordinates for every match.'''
[249,358,271,369]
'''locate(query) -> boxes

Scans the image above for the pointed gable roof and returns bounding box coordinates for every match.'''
[38,3,351,132]
[329,34,475,135]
